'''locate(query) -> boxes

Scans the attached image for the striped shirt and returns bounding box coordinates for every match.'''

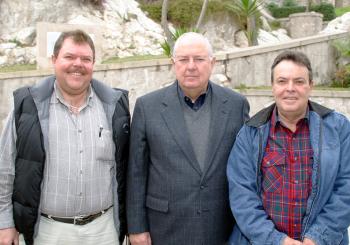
[261,107,313,240]
[40,84,115,217]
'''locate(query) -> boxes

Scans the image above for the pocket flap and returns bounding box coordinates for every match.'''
[146,195,168,213]
[262,151,285,167]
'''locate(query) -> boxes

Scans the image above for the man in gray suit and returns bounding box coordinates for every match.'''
[127,32,250,245]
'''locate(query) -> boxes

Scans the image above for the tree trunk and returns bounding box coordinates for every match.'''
[161,0,174,49]
[195,0,209,30]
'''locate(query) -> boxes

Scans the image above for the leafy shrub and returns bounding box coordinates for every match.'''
[310,3,336,21]
[332,65,350,88]
[267,4,306,18]
[139,0,230,27]
[139,2,162,21]
[282,0,298,7]
[161,27,200,57]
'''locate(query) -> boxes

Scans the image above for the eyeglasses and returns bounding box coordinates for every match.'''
[173,56,211,65]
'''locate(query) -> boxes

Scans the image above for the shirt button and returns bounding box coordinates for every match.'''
[200,185,205,189]
[266,161,270,165]
[294,157,297,161]
[79,192,83,196]
[294,180,299,184]
[78,129,82,133]
[79,150,83,153]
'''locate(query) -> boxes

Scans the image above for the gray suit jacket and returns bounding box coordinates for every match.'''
[127,81,249,245]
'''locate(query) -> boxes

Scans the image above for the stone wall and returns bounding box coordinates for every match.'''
[1,31,349,132]
[240,89,350,117]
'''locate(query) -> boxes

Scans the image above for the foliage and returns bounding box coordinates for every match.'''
[139,0,229,27]
[310,3,336,21]
[332,38,350,59]
[332,65,350,88]
[335,6,350,17]
[168,0,203,27]
[267,3,306,18]
[331,38,350,87]
[282,0,298,7]
[225,0,263,46]
[160,27,200,57]
[269,20,281,30]
[267,1,335,20]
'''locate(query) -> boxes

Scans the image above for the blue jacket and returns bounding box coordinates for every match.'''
[227,101,350,245]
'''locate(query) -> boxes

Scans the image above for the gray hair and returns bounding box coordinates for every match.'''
[172,32,213,58]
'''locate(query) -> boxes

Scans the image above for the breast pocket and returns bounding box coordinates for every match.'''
[95,129,115,162]
[261,151,285,193]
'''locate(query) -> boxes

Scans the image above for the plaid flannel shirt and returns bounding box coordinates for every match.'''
[261,108,313,240]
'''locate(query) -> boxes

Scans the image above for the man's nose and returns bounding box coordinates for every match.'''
[186,58,196,69]
[73,57,83,66]
[286,81,295,90]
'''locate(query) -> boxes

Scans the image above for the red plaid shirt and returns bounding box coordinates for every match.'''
[261,107,313,240]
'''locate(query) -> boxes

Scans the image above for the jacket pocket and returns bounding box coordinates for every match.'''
[261,151,285,193]
[146,195,169,213]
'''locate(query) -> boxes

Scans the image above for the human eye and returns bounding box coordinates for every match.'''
[177,57,189,64]
[276,79,287,84]
[194,57,206,63]
[81,56,93,63]
[295,79,306,85]
[63,54,74,60]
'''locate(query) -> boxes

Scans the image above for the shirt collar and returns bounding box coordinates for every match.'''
[271,106,310,132]
[177,81,211,111]
[51,81,94,109]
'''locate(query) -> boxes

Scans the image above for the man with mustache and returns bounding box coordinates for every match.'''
[127,32,249,245]
[0,30,130,245]
[227,50,350,245]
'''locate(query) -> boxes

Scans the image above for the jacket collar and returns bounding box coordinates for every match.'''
[246,100,333,128]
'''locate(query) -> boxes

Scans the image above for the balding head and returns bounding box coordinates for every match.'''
[172,32,213,58]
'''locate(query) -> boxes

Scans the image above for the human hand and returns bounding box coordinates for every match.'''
[129,232,152,245]
[282,236,302,245]
[0,228,19,245]
[303,238,316,245]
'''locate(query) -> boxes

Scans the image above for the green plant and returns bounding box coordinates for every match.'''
[160,27,200,57]
[332,38,350,63]
[269,20,281,29]
[332,65,350,88]
[139,0,230,27]
[267,4,306,18]
[139,2,162,21]
[310,3,336,21]
[335,6,350,17]
[225,0,263,46]
[282,0,297,7]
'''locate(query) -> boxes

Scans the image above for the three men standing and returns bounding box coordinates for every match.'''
[127,32,250,245]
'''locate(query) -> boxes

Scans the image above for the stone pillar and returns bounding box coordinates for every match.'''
[289,12,323,38]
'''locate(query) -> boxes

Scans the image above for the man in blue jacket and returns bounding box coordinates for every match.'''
[227,50,350,245]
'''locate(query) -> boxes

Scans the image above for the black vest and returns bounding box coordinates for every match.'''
[13,84,130,245]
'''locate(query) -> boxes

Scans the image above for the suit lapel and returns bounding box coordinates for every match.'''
[202,83,230,177]
[161,82,202,175]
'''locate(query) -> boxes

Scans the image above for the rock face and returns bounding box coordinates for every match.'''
[321,12,350,33]
[0,0,296,67]
[0,0,165,66]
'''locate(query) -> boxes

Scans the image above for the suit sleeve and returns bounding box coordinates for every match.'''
[126,98,150,234]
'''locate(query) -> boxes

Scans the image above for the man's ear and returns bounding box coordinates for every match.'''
[51,55,56,65]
